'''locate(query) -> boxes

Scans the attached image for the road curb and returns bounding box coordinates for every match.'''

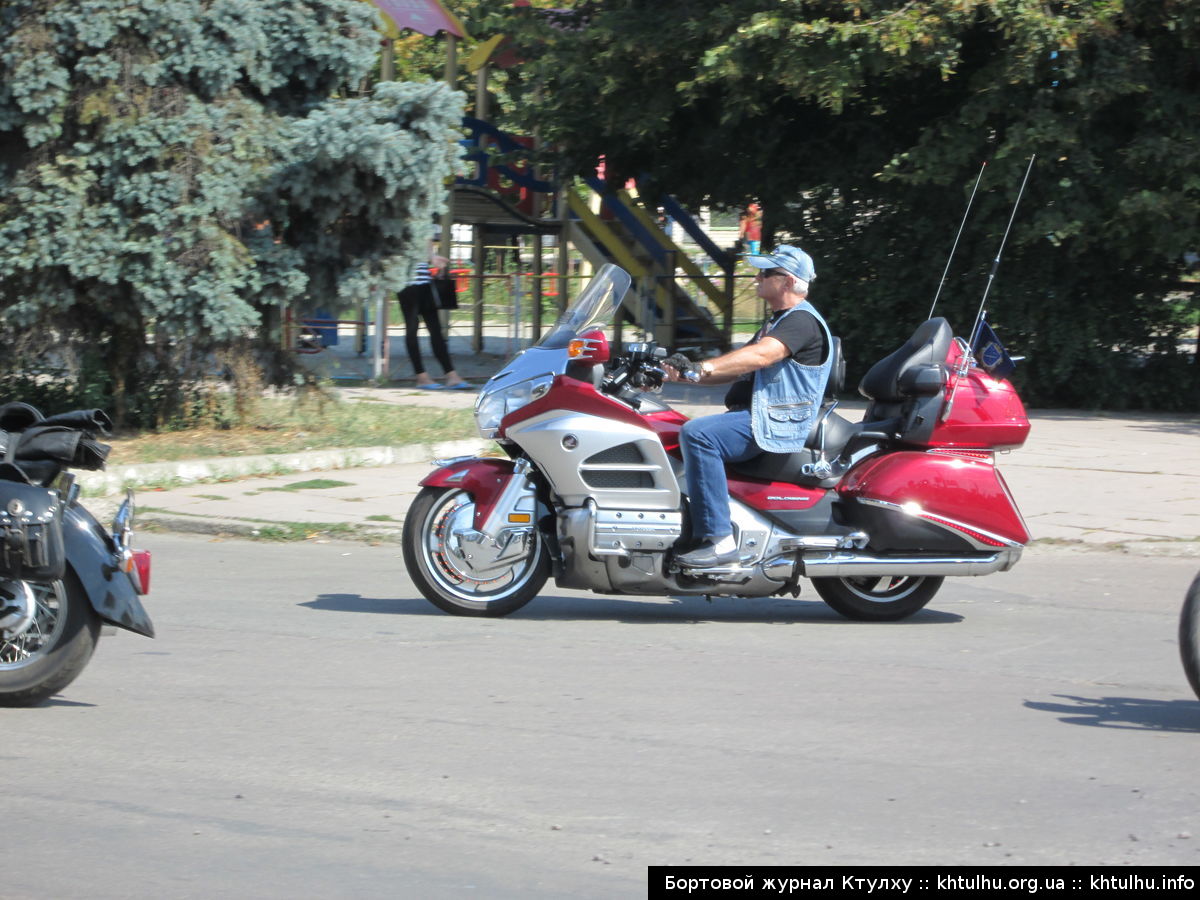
[136,511,407,543]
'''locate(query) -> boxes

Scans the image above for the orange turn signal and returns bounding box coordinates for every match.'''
[566,329,610,363]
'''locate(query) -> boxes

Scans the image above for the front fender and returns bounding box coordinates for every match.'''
[63,505,155,638]
[419,457,520,532]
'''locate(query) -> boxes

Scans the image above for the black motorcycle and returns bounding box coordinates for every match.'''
[1181,572,1200,702]
[0,403,152,707]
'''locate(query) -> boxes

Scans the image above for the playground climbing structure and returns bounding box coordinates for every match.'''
[455,117,735,354]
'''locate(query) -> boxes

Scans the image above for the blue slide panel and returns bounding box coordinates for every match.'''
[584,178,668,267]
[659,195,734,273]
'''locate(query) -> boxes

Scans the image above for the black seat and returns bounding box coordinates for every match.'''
[728,335,854,488]
[859,317,952,403]
[728,320,956,484]
[858,317,953,445]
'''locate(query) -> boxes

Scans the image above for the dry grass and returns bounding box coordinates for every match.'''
[106,396,478,464]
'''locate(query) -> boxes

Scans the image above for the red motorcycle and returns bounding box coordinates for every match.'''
[403,264,1030,621]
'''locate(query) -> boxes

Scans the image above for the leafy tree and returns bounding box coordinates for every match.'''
[496,0,1200,409]
[0,0,464,425]
[379,0,557,128]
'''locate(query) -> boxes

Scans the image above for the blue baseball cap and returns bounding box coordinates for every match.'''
[747,244,816,285]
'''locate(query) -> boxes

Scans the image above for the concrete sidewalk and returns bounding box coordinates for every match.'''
[77,374,1200,557]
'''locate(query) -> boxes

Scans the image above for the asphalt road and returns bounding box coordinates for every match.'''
[6,535,1200,896]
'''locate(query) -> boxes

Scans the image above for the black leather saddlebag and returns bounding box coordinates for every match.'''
[0,480,65,583]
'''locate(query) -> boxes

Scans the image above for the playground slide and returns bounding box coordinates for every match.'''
[457,117,734,352]
[571,182,731,351]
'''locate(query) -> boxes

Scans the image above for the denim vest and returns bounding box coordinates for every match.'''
[750,302,834,453]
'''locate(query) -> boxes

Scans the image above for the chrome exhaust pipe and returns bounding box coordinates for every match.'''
[801,548,1021,578]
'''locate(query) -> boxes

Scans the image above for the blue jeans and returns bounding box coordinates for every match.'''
[678,410,759,540]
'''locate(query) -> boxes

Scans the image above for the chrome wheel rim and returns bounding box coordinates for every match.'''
[840,576,925,604]
[421,491,539,604]
[0,580,66,669]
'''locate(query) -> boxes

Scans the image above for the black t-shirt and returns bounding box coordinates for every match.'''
[724,307,827,410]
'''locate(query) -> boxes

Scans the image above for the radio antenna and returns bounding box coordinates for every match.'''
[968,154,1036,351]
[929,160,987,320]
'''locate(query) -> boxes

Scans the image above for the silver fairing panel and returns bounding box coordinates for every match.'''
[506,409,681,510]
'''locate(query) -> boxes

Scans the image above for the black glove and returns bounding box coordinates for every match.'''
[663,353,696,376]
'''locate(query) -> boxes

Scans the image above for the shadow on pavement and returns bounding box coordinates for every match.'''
[1028,409,1200,437]
[39,698,97,709]
[301,592,965,625]
[1025,693,1200,732]
[1127,420,1200,437]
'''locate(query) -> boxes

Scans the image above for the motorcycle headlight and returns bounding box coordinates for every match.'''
[474,376,553,438]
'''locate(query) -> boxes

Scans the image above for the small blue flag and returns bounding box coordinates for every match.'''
[973,320,1016,379]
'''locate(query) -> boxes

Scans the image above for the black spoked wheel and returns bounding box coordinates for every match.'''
[0,572,100,707]
[1179,572,1200,701]
[811,574,944,622]
[402,487,549,617]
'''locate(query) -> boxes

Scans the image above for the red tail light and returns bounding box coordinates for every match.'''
[131,549,151,595]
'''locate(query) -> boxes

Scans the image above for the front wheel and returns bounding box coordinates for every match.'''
[0,572,100,707]
[811,574,944,622]
[1179,572,1200,701]
[403,486,549,617]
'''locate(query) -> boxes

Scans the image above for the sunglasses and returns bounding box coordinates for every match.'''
[755,268,790,279]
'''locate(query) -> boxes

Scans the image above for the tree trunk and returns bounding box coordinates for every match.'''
[106,321,145,430]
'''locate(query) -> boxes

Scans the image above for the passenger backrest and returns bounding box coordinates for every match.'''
[825,336,845,400]
[858,318,953,402]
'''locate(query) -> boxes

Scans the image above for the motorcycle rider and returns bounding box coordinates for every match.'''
[663,245,833,567]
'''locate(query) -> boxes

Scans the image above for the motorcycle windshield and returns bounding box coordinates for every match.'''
[534,264,631,349]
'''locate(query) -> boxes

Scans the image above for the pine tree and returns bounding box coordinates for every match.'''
[0,0,464,425]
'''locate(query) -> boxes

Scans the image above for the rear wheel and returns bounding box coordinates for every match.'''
[811,575,943,622]
[403,486,549,617]
[1179,572,1200,701]
[0,572,100,706]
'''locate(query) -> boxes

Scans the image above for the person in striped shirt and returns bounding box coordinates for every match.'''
[399,248,471,390]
